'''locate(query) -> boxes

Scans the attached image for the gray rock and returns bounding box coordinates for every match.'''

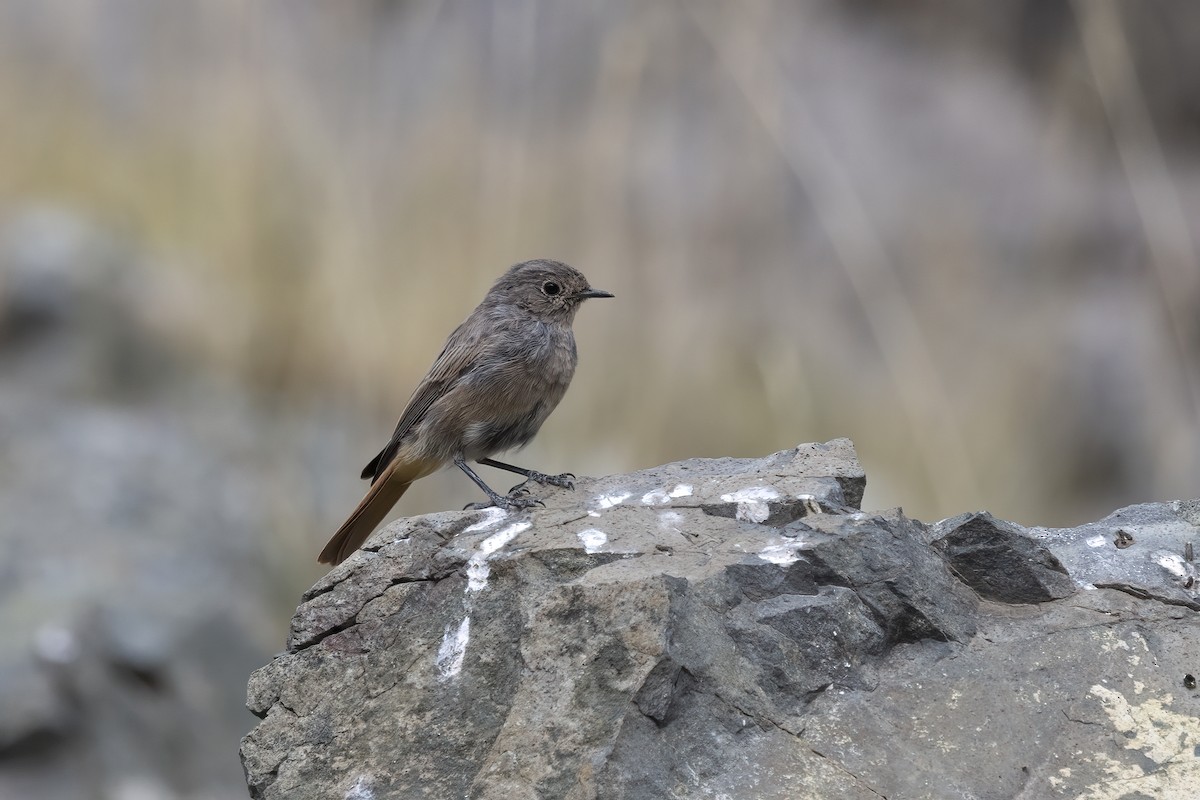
[1030,501,1200,611]
[932,511,1075,603]
[242,440,1200,799]
[242,440,869,797]
[243,443,1200,800]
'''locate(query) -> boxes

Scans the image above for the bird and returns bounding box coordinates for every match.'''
[318,259,612,565]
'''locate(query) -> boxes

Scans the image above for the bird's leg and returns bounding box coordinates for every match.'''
[477,457,576,493]
[455,456,544,511]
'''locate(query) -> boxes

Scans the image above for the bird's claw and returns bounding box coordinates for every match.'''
[510,471,576,492]
[504,494,545,510]
[463,492,545,512]
[544,471,576,489]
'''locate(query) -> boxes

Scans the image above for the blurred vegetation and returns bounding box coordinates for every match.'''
[2,0,1199,531]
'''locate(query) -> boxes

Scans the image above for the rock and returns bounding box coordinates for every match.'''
[242,440,1200,799]
[1030,501,1200,611]
[932,511,1075,603]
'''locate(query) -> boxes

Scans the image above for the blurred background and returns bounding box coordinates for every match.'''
[1,1,1198,797]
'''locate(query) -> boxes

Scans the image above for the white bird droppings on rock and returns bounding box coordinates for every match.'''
[757,542,802,566]
[1152,552,1189,579]
[721,486,781,523]
[436,617,471,682]
[577,529,607,553]
[466,521,531,592]
[1086,535,1107,548]
[641,484,695,504]
[344,775,375,800]
[464,507,509,532]
[658,510,683,533]
[594,491,631,510]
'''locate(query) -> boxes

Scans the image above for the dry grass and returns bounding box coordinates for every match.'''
[2,0,1198,529]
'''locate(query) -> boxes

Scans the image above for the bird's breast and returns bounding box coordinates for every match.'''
[432,318,578,459]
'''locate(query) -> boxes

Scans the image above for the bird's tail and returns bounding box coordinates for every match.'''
[319,459,424,565]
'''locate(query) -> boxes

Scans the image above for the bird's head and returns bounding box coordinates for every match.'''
[489,259,613,322]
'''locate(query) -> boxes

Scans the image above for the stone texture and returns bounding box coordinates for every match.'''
[241,440,1200,800]
[932,511,1075,603]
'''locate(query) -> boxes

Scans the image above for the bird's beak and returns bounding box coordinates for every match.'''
[577,287,614,299]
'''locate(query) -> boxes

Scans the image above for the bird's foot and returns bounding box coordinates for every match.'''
[463,489,545,512]
[503,492,545,510]
[507,471,575,493]
[501,484,545,509]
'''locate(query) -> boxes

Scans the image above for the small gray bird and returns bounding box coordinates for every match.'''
[319,259,612,565]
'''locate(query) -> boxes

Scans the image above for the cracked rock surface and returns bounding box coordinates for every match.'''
[240,440,1200,800]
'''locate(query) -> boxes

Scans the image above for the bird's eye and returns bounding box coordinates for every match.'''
[542,281,561,296]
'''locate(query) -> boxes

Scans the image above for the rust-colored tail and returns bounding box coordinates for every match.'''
[319,460,415,565]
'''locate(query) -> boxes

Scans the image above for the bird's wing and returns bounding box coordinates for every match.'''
[360,316,489,483]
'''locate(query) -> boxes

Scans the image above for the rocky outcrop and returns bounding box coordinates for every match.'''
[240,440,1200,800]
